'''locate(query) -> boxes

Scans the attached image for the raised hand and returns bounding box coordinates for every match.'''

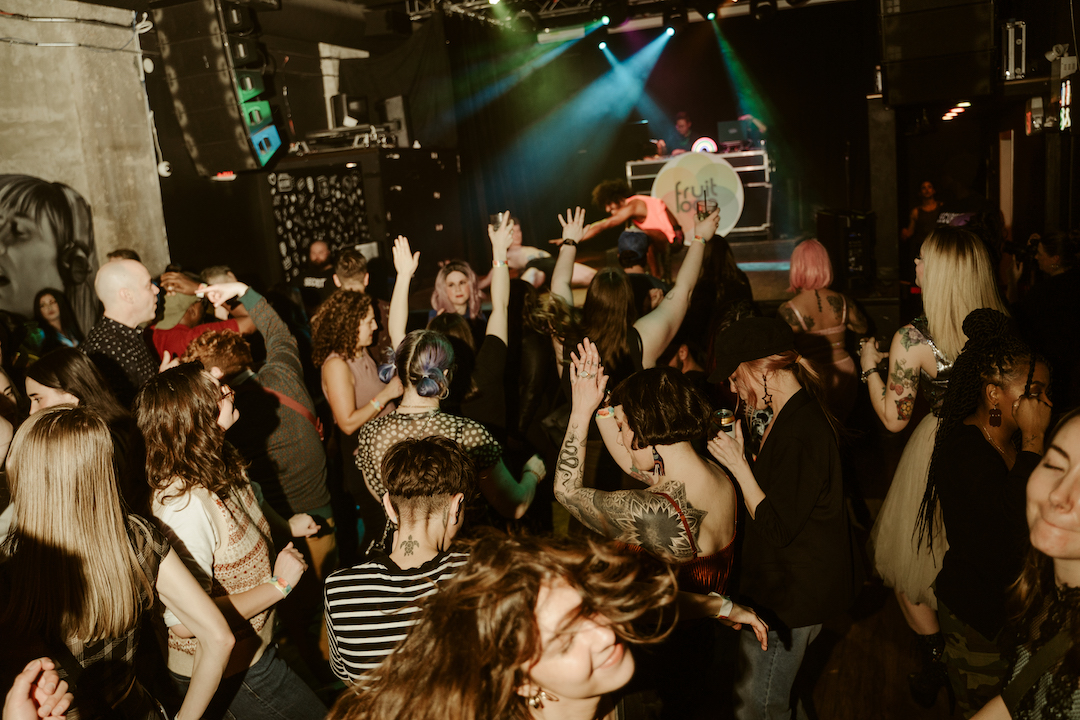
[488,212,514,256]
[693,208,721,242]
[557,206,587,246]
[569,337,608,417]
[392,236,420,277]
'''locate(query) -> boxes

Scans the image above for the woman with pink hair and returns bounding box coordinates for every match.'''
[776,239,868,420]
[429,260,486,339]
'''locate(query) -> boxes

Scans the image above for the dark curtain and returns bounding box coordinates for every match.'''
[443,14,538,260]
[339,15,457,148]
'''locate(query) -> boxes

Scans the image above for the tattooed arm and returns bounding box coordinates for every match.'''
[865,324,934,432]
[553,418,702,561]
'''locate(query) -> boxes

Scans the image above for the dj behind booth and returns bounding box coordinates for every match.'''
[631,115,773,241]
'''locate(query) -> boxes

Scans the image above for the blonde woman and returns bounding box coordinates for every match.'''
[859,226,1007,707]
[0,406,233,720]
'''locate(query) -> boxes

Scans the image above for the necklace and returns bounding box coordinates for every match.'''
[980,425,1010,459]
[397,404,439,411]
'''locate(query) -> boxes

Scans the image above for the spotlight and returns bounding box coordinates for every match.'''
[601,15,610,24]
[1046,44,1070,62]
[599,41,608,49]
[489,0,499,5]
[513,6,539,33]
[666,26,675,36]
[957,101,971,107]
[689,0,717,20]
[599,0,629,27]
[749,0,775,20]
[663,2,687,34]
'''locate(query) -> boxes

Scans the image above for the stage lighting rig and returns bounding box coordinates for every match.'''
[598,0,629,28]
[663,2,687,34]
[749,0,775,20]
[689,0,718,20]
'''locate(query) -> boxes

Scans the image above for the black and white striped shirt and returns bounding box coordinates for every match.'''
[324,551,469,682]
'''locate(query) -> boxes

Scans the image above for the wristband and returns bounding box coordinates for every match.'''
[595,406,615,420]
[492,259,508,268]
[694,235,707,245]
[267,575,292,598]
[708,592,733,619]
[370,398,385,412]
[860,368,877,384]
[561,238,578,247]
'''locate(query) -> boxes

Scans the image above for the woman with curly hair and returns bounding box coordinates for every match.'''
[916,309,1052,715]
[135,362,326,720]
[971,407,1080,719]
[859,226,1008,706]
[326,530,678,720]
[312,289,403,551]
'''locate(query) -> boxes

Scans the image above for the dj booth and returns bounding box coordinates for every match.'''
[625,147,773,239]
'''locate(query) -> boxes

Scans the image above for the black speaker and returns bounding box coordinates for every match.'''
[816,210,877,292]
[153,0,282,176]
[880,0,995,106]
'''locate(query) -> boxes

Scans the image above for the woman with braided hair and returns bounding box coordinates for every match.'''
[859,226,1007,707]
[917,308,1052,716]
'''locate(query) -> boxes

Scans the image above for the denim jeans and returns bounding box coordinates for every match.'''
[171,645,326,720]
[734,623,822,720]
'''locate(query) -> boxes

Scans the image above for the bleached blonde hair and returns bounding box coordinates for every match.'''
[1,406,154,643]
[920,226,1007,360]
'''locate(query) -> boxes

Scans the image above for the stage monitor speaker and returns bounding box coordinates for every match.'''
[154,0,283,176]
[880,0,994,106]
[816,210,876,292]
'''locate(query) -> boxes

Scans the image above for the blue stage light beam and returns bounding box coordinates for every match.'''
[499,30,673,198]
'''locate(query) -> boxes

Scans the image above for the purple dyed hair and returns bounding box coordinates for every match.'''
[431,261,482,319]
[787,238,834,293]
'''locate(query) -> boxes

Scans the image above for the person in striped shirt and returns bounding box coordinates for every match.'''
[324,436,473,682]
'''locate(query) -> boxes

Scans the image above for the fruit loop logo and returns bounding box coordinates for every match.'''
[651,152,744,238]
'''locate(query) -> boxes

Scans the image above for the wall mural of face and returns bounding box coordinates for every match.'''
[0,175,97,333]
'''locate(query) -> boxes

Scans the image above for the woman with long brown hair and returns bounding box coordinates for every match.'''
[136,363,326,720]
[327,530,678,720]
[0,406,233,720]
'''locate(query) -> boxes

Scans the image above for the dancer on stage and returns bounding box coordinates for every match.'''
[579,179,683,281]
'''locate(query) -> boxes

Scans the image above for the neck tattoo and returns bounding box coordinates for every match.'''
[401,534,420,556]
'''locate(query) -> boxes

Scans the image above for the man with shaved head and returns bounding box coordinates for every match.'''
[82,258,160,405]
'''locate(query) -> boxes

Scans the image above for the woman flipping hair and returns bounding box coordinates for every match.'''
[136,363,327,720]
[916,309,1052,715]
[776,239,869,421]
[971,407,1080,720]
[859,226,1007,707]
[327,530,678,720]
[0,406,234,720]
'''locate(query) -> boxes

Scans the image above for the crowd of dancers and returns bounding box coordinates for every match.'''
[0,179,1078,720]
